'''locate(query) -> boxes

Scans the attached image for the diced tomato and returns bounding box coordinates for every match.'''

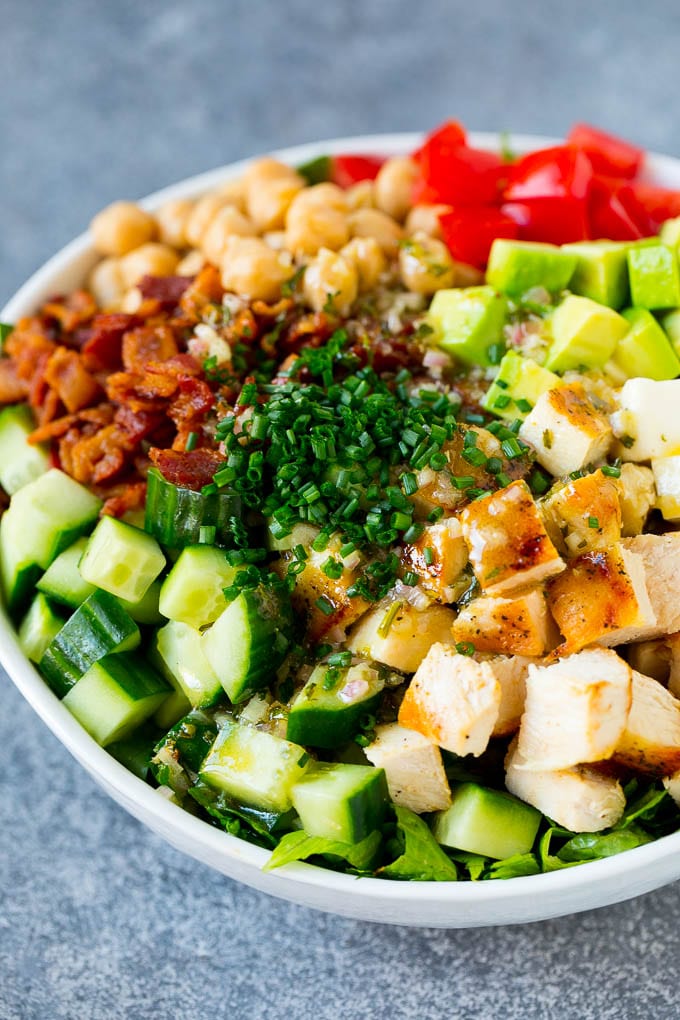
[567,123,644,179]
[331,155,385,188]
[505,146,593,202]
[503,196,590,245]
[626,182,680,229]
[587,178,648,240]
[415,144,505,207]
[439,207,519,268]
[411,120,467,164]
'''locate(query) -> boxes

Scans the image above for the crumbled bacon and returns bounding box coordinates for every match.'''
[80,313,142,371]
[122,325,179,373]
[179,265,225,321]
[0,360,28,403]
[101,482,147,519]
[42,290,97,334]
[149,447,224,490]
[138,274,193,308]
[43,347,101,413]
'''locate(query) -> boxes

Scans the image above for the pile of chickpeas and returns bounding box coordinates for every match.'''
[88,155,477,316]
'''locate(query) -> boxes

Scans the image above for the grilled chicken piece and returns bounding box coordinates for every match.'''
[617,463,656,537]
[347,598,456,673]
[505,738,626,833]
[547,544,657,652]
[519,383,613,478]
[363,722,452,813]
[626,634,680,689]
[613,670,680,776]
[663,771,680,807]
[540,469,622,557]
[476,654,537,737]
[398,643,500,756]
[401,517,468,602]
[622,533,680,637]
[453,588,557,657]
[516,649,631,770]
[460,480,565,596]
[280,547,370,643]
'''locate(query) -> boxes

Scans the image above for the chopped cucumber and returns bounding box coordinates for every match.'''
[144,467,241,549]
[151,709,220,794]
[118,579,164,626]
[0,404,50,495]
[155,620,223,708]
[79,515,165,602]
[613,308,680,381]
[286,661,384,749]
[486,239,577,297]
[291,762,389,844]
[200,721,310,813]
[36,537,95,609]
[482,350,561,421]
[432,782,541,860]
[18,592,64,663]
[158,545,236,629]
[0,469,101,615]
[108,722,164,780]
[202,584,293,704]
[39,589,140,698]
[63,652,171,746]
[627,243,680,309]
[428,286,507,367]
[545,295,629,372]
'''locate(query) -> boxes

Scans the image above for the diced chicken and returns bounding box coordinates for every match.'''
[505,738,626,833]
[452,588,557,657]
[278,541,369,643]
[610,378,680,462]
[540,469,622,557]
[477,654,536,737]
[651,455,680,523]
[622,533,680,636]
[401,517,468,602]
[363,722,452,813]
[617,463,656,537]
[668,635,680,698]
[614,670,680,776]
[519,383,613,477]
[627,638,675,684]
[663,770,680,807]
[460,480,565,596]
[398,644,501,756]
[547,544,658,652]
[347,599,456,673]
[516,649,632,770]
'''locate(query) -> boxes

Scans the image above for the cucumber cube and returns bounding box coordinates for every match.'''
[63,652,170,746]
[628,244,680,309]
[0,404,50,495]
[36,537,96,609]
[486,240,577,298]
[18,592,63,663]
[155,620,223,708]
[482,350,561,420]
[291,762,389,844]
[545,295,629,372]
[200,722,310,812]
[80,516,166,602]
[159,545,236,629]
[432,782,541,860]
[286,661,385,749]
[118,579,164,626]
[562,240,630,310]
[613,308,680,381]
[428,286,507,367]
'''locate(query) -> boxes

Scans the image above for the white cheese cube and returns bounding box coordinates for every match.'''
[519,383,612,477]
[610,378,680,462]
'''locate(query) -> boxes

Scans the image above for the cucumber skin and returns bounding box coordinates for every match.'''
[144,468,241,549]
[286,684,383,749]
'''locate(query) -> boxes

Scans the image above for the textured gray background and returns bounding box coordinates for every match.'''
[3,1,680,1017]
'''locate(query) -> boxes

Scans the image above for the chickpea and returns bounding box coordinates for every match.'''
[286,201,349,256]
[340,237,386,292]
[293,182,348,212]
[347,208,403,257]
[220,236,291,302]
[303,248,358,316]
[243,157,301,189]
[247,175,305,232]
[90,201,157,257]
[215,177,248,212]
[88,256,125,307]
[156,198,195,248]
[398,234,457,295]
[201,205,256,265]
[345,180,375,211]
[405,203,452,241]
[374,157,418,222]
[120,242,180,287]
[185,193,231,247]
[176,250,206,276]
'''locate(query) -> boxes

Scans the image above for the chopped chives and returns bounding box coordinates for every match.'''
[455,641,475,656]
[327,651,352,668]
[377,600,403,638]
[185,431,199,452]
[402,570,419,587]
[402,522,425,543]
[601,464,621,478]
[423,547,434,566]
[401,472,418,496]
[428,507,445,522]
[588,516,600,529]
[462,447,488,467]
[315,596,335,616]
[500,437,524,459]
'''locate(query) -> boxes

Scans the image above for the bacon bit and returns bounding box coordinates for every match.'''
[6,328,56,382]
[113,404,166,443]
[80,313,142,371]
[67,424,129,484]
[42,290,97,334]
[122,325,179,373]
[29,404,114,445]
[36,388,62,426]
[179,265,224,321]
[43,347,101,413]
[138,274,193,308]
[149,447,224,490]
[168,376,214,430]
[225,308,259,346]
[0,359,29,403]
[101,482,147,519]
[251,297,294,318]
[282,311,334,354]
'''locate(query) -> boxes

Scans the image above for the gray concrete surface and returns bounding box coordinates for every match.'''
[3,0,680,1016]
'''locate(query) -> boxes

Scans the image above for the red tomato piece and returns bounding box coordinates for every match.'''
[567,123,644,180]
[417,144,506,206]
[587,178,648,240]
[626,182,680,229]
[439,207,519,268]
[503,196,590,245]
[505,146,593,202]
[411,120,467,163]
[331,155,385,188]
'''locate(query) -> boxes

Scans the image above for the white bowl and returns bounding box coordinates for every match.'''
[4,132,680,928]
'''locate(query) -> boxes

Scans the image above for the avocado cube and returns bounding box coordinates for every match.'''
[486,240,577,298]
[562,241,630,310]
[432,782,541,860]
[545,295,629,372]
[628,244,680,309]
[613,308,680,381]
[660,309,680,358]
[660,217,680,249]
[428,286,507,367]
[482,350,561,420]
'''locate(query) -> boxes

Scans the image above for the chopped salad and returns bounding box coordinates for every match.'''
[2,121,680,883]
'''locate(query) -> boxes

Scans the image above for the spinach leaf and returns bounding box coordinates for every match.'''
[485,853,541,879]
[557,826,652,863]
[379,806,458,882]
[449,851,487,881]
[617,785,671,829]
[538,826,581,873]
[263,829,382,873]
[189,784,286,849]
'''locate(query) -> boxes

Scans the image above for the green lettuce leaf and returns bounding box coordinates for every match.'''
[190,784,286,849]
[538,826,581,872]
[449,851,487,881]
[485,853,540,879]
[557,825,652,863]
[379,806,458,882]
[263,829,382,873]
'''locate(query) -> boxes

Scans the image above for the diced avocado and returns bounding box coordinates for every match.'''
[545,295,629,372]
[562,240,630,310]
[428,286,507,367]
[660,309,680,358]
[291,762,389,844]
[286,661,385,749]
[482,350,561,420]
[432,782,541,860]
[660,217,680,249]
[612,308,680,381]
[486,240,576,298]
[627,244,680,309]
